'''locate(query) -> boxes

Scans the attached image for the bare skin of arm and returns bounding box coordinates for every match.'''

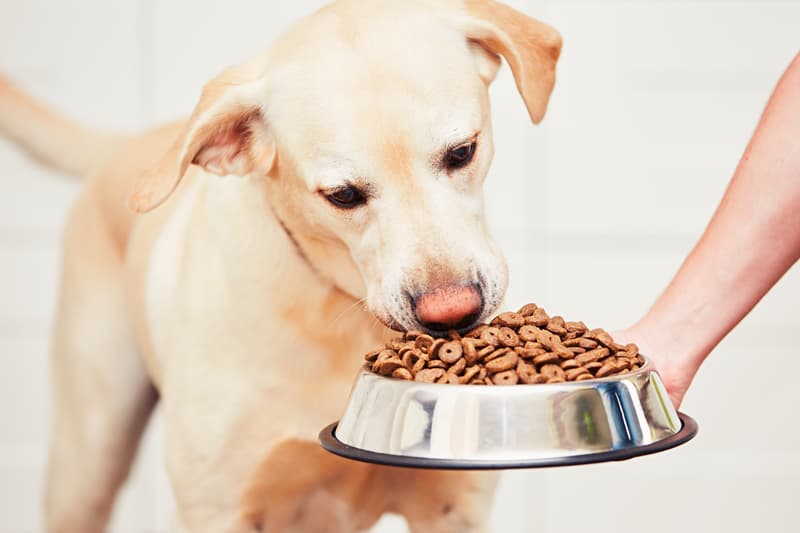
[615,52,800,408]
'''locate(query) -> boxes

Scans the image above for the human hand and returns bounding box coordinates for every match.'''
[612,326,695,410]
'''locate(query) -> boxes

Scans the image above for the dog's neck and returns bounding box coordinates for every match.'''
[268,205,362,301]
[201,174,388,350]
[272,211,316,275]
[263,190,368,304]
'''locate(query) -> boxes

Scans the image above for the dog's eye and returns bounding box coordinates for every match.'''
[325,186,367,209]
[444,141,477,170]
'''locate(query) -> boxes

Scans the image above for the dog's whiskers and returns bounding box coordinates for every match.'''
[329,296,369,330]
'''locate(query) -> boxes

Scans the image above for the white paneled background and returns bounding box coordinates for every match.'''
[1,0,799,532]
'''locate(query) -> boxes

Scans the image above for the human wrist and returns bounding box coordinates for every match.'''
[626,307,712,397]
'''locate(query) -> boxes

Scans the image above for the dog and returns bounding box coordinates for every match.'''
[0,0,560,531]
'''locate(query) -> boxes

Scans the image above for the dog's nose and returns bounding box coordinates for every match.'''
[414,285,483,332]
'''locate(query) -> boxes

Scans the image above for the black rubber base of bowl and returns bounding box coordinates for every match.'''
[318,412,698,470]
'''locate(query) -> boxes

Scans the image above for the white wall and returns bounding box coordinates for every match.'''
[1,1,799,532]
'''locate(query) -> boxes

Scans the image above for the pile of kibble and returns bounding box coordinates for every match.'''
[365,303,644,385]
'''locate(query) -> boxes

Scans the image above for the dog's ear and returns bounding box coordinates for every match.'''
[456,0,562,124]
[129,73,275,213]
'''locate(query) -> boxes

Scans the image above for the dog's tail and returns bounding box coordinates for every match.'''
[0,75,125,179]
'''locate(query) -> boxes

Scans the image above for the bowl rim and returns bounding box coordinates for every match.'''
[319,411,698,470]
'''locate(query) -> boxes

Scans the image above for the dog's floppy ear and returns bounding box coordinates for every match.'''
[129,72,275,213]
[456,0,562,124]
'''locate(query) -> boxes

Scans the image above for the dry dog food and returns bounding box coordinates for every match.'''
[364,303,643,385]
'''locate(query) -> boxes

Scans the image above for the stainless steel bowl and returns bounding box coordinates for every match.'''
[319,357,697,468]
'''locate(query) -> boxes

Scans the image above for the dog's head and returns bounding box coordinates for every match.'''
[130,0,561,335]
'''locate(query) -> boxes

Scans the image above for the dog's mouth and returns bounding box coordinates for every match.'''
[375,315,482,337]
[414,310,483,335]
[374,302,485,338]
[374,312,406,333]
[370,274,502,336]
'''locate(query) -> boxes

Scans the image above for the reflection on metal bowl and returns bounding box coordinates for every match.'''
[319,358,697,469]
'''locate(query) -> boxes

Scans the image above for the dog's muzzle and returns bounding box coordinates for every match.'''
[411,284,483,333]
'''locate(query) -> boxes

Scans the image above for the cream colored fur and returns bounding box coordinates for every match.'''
[0,1,560,531]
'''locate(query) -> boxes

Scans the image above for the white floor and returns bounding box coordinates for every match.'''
[2,1,799,532]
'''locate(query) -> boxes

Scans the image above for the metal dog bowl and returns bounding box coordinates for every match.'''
[319,357,697,469]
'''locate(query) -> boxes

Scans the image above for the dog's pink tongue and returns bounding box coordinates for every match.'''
[415,286,482,330]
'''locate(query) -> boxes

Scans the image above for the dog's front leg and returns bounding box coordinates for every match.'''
[240,439,390,533]
[161,364,379,533]
[388,469,500,533]
[160,362,295,533]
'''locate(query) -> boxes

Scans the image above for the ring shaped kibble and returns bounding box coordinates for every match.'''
[365,303,643,385]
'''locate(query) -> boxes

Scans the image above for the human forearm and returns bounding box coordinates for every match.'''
[623,52,800,404]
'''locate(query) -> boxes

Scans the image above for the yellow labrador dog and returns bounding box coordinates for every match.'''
[0,0,560,531]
